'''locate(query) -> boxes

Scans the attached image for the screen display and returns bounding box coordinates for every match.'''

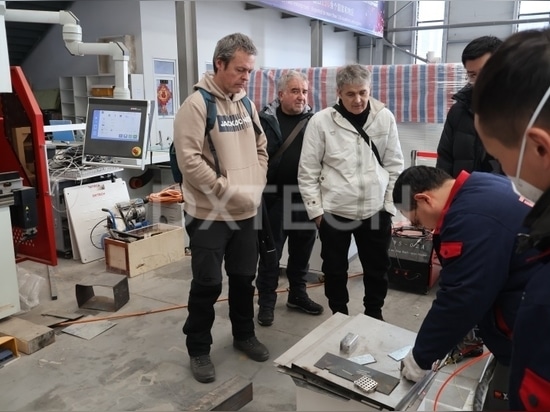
[82,98,153,169]
[89,109,142,142]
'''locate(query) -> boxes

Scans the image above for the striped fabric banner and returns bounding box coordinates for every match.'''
[247,63,465,123]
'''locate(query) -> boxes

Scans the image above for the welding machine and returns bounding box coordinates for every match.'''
[387,225,441,294]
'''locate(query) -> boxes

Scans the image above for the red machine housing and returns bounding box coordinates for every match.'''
[1,67,57,266]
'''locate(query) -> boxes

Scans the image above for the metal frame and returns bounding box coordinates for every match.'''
[0,66,57,266]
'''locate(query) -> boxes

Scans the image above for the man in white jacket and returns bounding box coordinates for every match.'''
[298,64,404,320]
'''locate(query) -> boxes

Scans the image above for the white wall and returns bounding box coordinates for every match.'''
[194,1,358,73]
[322,26,358,67]
[138,1,178,148]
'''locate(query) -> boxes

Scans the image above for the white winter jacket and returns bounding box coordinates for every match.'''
[298,97,404,221]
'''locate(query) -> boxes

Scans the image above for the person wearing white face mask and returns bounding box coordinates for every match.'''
[474,28,550,411]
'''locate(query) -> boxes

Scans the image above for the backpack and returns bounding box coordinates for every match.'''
[169,89,260,184]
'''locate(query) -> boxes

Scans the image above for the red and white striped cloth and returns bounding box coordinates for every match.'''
[246,63,465,124]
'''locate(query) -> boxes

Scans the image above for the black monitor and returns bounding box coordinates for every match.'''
[82,97,154,170]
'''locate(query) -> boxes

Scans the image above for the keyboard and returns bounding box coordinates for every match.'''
[53,166,124,180]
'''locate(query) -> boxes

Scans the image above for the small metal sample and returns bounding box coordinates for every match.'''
[388,345,412,361]
[348,353,376,365]
[340,332,359,354]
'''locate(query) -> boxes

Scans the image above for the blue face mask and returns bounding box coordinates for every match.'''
[510,85,550,203]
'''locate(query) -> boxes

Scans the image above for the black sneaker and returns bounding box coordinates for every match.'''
[257,307,274,327]
[233,336,270,362]
[190,355,215,383]
[287,296,324,315]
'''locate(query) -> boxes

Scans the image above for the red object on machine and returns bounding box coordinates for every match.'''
[0,66,57,266]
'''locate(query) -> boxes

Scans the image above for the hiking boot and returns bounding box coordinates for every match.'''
[287,296,324,315]
[257,307,274,327]
[190,355,215,383]
[233,336,270,362]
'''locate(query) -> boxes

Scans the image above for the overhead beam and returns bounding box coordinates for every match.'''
[243,2,263,11]
[387,17,550,33]
[280,12,296,19]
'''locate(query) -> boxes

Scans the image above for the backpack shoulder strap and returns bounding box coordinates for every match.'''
[241,96,263,135]
[196,88,222,178]
[169,88,220,183]
[198,88,217,133]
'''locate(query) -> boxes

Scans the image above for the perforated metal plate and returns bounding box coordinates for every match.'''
[354,375,378,393]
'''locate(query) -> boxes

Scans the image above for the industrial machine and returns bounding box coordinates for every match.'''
[0,170,39,319]
[1,171,38,241]
[101,198,150,245]
[115,198,149,231]
[387,225,441,294]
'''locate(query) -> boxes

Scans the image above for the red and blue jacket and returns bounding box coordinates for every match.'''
[509,188,550,411]
[412,171,540,370]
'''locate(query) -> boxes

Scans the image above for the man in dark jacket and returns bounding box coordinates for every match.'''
[436,36,503,177]
[473,28,550,411]
[393,166,540,410]
[256,70,323,327]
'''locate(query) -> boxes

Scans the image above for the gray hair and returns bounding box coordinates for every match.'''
[212,33,257,73]
[277,70,308,93]
[336,64,372,90]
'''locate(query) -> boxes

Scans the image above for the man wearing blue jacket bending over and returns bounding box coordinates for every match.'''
[392,165,540,410]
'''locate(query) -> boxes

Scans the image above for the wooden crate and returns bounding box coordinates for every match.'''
[104,223,185,277]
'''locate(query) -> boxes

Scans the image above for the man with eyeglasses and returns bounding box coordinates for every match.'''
[436,36,503,178]
[392,165,540,410]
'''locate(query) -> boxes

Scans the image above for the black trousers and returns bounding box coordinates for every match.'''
[182,215,258,357]
[318,211,392,317]
[256,193,317,309]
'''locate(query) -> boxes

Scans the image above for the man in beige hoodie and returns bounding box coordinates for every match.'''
[173,33,268,384]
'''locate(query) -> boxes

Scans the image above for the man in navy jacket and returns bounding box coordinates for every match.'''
[393,166,539,410]
[473,28,550,411]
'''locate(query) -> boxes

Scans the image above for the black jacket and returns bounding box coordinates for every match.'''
[509,189,550,411]
[259,100,313,192]
[436,85,501,178]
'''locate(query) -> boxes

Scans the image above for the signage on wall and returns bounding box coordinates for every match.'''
[255,1,384,38]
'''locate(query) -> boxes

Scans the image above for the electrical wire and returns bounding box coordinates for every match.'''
[89,215,124,249]
[56,271,364,327]
[147,184,183,203]
[433,352,492,411]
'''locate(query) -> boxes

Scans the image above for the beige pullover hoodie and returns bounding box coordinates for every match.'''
[173,73,268,221]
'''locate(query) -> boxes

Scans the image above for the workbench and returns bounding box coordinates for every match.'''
[274,313,490,411]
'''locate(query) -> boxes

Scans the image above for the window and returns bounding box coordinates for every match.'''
[415,1,445,64]
[517,1,550,32]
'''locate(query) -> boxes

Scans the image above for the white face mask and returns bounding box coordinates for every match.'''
[509,85,550,203]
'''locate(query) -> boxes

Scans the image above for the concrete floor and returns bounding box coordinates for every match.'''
[1,251,438,411]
